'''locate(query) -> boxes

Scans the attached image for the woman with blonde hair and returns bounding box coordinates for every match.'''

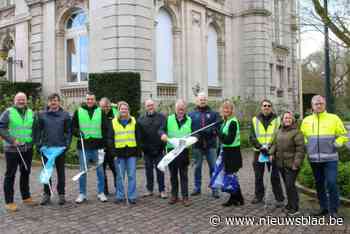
[217,100,244,206]
[107,101,139,204]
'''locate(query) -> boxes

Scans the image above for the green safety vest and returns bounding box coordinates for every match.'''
[8,107,34,143]
[220,116,240,147]
[166,114,192,150]
[78,107,102,139]
[112,107,119,117]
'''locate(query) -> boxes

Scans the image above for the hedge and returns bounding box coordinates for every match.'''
[88,72,141,117]
[0,80,41,100]
[298,157,350,199]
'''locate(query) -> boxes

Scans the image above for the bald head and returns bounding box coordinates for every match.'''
[14,92,27,109]
[145,99,156,114]
[196,92,208,108]
[175,99,186,119]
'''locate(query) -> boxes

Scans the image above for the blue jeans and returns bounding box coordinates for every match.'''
[78,149,105,195]
[310,161,339,213]
[114,157,137,201]
[193,148,217,192]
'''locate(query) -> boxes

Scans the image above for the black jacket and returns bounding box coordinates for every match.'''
[137,112,166,156]
[218,119,242,173]
[107,117,140,158]
[35,107,72,149]
[72,104,106,150]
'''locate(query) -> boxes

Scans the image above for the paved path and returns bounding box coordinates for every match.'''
[0,151,349,233]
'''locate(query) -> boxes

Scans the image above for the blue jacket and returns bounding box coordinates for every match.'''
[35,107,72,149]
[189,106,220,149]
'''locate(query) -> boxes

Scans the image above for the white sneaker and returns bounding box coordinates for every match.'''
[75,194,87,204]
[97,193,108,202]
[160,191,168,199]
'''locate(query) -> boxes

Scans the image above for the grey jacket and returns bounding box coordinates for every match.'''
[0,107,36,152]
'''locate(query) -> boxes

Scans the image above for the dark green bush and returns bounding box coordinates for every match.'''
[0,81,42,100]
[298,159,350,198]
[89,72,141,117]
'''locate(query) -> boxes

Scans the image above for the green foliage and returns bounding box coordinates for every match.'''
[298,158,350,198]
[0,94,45,114]
[0,80,42,99]
[89,72,141,117]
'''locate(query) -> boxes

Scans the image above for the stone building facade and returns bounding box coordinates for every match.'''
[0,0,299,109]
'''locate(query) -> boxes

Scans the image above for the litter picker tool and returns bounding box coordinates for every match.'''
[16,145,28,171]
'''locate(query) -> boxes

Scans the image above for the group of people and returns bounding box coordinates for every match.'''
[0,92,348,218]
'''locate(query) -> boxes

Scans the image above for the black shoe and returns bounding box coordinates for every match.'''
[312,209,329,217]
[287,209,300,216]
[58,195,66,205]
[212,191,220,199]
[222,195,235,207]
[251,197,263,204]
[40,194,51,206]
[128,199,136,205]
[114,199,124,204]
[191,190,201,196]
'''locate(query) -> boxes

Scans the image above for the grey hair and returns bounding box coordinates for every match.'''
[99,97,111,105]
[311,95,325,105]
[175,99,186,109]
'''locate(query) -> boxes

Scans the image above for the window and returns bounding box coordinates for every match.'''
[273,0,284,45]
[277,65,284,88]
[155,8,174,83]
[0,0,14,8]
[207,25,219,86]
[65,11,88,83]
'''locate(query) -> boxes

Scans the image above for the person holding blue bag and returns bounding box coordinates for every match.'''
[216,100,244,206]
[35,93,72,205]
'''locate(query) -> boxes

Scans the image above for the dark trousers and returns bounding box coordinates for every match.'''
[4,150,33,204]
[168,163,188,198]
[103,151,116,194]
[310,161,339,213]
[253,154,284,202]
[279,167,299,211]
[144,153,165,193]
[43,154,65,196]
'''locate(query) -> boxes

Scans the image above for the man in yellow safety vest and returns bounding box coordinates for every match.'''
[249,99,284,207]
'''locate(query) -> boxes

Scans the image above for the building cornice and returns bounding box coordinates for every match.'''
[0,13,31,30]
[238,8,272,17]
[190,0,232,17]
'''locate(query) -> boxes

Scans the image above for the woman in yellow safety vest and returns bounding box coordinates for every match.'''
[107,101,139,204]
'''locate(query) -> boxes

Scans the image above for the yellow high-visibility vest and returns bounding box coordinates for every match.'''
[300,111,348,162]
[252,116,280,150]
[112,117,137,148]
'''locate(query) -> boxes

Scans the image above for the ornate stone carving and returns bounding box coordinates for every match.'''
[191,10,201,27]
[56,0,85,12]
[164,0,180,8]
[0,7,15,21]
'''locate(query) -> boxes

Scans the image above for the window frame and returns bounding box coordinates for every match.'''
[64,10,88,84]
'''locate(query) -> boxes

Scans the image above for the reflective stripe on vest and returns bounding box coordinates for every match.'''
[8,107,33,143]
[166,114,192,149]
[112,117,137,148]
[221,116,240,147]
[300,112,349,162]
[252,116,280,146]
[78,107,102,139]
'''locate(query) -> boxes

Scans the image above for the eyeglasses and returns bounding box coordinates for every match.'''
[263,104,272,108]
[314,103,325,106]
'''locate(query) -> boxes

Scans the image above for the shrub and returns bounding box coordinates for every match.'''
[0,81,42,100]
[89,72,141,117]
[298,159,350,198]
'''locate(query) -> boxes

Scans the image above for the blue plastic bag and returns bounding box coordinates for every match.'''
[209,150,239,193]
[39,146,66,184]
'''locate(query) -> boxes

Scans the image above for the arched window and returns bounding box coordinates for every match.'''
[207,25,219,86]
[156,9,173,83]
[65,10,88,83]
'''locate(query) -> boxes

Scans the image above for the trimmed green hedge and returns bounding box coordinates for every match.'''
[298,158,350,199]
[89,72,141,117]
[0,81,41,99]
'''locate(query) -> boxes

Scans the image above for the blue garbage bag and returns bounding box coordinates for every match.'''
[39,146,66,184]
[258,152,270,163]
[209,151,239,193]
